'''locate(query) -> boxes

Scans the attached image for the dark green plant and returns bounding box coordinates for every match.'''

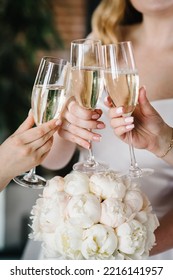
[0,0,63,140]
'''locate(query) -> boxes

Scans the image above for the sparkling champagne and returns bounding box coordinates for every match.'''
[71,67,103,109]
[32,84,66,125]
[104,70,139,116]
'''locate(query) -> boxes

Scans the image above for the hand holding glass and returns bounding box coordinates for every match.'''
[103,42,153,177]
[13,57,70,188]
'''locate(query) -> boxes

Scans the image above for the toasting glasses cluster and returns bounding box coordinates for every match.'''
[14,40,153,189]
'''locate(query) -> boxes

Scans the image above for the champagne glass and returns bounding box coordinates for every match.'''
[103,42,153,178]
[13,57,71,188]
[70,38,108,173]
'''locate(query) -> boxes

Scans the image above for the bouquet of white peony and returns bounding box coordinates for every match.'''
[29,170,159,260]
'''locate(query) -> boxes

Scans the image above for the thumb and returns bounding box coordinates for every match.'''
[13,109,35,135]
[138,86,157,116]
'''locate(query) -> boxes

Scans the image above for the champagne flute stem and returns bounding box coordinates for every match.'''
[28,167,36,177]
[24,167,39,183]
[87,141,97,165]
[85,127,97,167]
[127,130,142,177]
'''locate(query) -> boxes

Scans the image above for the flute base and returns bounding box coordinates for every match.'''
[13,173,47,189]
[73,161,109,175]
[128,167,154,178]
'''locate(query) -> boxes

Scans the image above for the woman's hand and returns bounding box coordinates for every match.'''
[0,112,61,190]
[106,86,172,157]
[58,97,106,149]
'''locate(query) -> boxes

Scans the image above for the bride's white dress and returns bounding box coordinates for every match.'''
[23,97,173,260]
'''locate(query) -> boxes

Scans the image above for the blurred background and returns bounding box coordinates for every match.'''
[0,0,100,259]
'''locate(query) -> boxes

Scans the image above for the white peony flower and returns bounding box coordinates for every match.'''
[43,176,65,197]
[135,211,159,230]
[41,232,60,259]
[141,192,152,211]
[29,197,45,241]
[66,193,101,228]
[89,171,126,200]
[64,171,89,196]
[135,210,148,224]
[54,222,84,259]
[146,213,160,232]
[100,198,133,228]
[29,192,69,240]
[116,219,147,257]
[81,224,118,259]
[144,213,160,252]
[124,190,143,212]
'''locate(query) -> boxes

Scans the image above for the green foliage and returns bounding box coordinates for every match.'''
[0,0,63,140]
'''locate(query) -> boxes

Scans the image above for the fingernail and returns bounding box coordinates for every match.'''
[92,113,100,119]
[93,135,102,141]
[97,123,105,129]
[116,107,123,114]
[84,142,90,149]
[124,117,134,123]
[126,124,134,130]
[56,119,62,126]
[95,109,102,115]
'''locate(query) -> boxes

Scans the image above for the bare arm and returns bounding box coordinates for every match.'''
[150,209,173,255]
[41,134,76,170]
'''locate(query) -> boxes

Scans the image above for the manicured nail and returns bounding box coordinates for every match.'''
[84,142,90,149]
[126,124,134,130]
[124,117,134,123]
[92,113,100,119]
[116,107,123,114]
[95,109,102,115]
[92,135,102,141]
[97,123,105,129]
[56,119,62,126]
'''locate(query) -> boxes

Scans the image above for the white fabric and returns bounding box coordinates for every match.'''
[79,95,173,259]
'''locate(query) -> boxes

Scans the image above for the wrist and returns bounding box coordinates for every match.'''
[0,166,12,191]
[151,126,173,158]
[0,177,11,191]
